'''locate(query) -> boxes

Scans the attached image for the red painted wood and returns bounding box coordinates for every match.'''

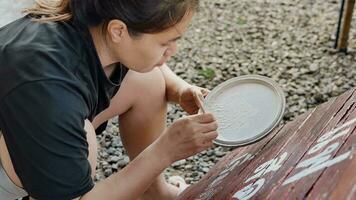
[176,87,356,200]
[267,88,356,199]
[306,104,356,200]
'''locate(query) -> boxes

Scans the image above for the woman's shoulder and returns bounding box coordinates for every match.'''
[0,16,91,94]
[0,16,99,83]
[0,16,85,59]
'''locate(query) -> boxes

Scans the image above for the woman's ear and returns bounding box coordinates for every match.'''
[107,19,128,43]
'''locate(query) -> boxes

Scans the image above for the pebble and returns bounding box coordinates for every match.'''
[117,156,130,167]
[104,169,113,177]
[109,155,121,163]
[309,63,319,72]
[172,159,187,167]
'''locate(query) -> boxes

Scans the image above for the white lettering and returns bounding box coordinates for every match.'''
[228,153,254,170]
[318,118,356,143]
[233,179,265,200]
[283,142,351,185]
[210,153,254,187]
[210,171,229,188]
[245,152,288,183]
[198,187,219,200]
[308,128,350,155]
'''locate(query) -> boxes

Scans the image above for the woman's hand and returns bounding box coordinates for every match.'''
[158,64,210,114]
[178,85,210,115]
[156,113,218,164]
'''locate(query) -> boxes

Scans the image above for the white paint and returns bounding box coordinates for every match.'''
[317,118,356,143]
[298,142,340,168]
[210,170,229,188]
[283,143,352,185]
[308,128,350,155]
[233,178,265,200]
[210,153,254,187]
[210,95,256,132]
[200,153,254,200]
[206,80,283,142]
[198,187,220,200]
[228,153,255,172]
[245,152,288,183]
[232,153,287,199]
[282,118,356,185]
[226,153,255,172]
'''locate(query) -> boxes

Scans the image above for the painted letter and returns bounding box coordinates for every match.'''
[317,118,356,143]
[283,143,351,185]
[234,179,265,200]
[308,128,349,155]
[211,153,254,187]
[245,152,288,183]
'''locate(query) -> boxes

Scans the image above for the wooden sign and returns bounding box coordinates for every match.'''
[177,87,356,200]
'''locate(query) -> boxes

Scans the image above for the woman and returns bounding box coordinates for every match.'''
[0,0,219,199]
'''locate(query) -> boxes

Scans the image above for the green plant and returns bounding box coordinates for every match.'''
[198,68,216,79]
[236,17,247,25]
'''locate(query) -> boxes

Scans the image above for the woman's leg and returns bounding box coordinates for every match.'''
[93,67,178,200]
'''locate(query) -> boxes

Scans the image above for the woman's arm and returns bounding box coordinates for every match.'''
[159,63,210,115]
[77,113,218,200]
[77,140,169,200]
[159,63,190,103]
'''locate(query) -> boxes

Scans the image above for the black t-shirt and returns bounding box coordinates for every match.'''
[0,16,128,199]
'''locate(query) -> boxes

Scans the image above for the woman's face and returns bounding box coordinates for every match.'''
[108,12,194,73]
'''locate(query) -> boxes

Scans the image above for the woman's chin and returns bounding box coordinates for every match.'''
[132,66,155,73]
[155,62,165,67]
[128,63,159,73]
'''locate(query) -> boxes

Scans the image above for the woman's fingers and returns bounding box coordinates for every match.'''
[195,121,218,133]
[200,88,210,97]
[193,131,218,147]
[196,143,214,153]
[203,141,214,148]
[203,130,219,141]
[192,89,205,112]
[196,139,215,152]
[191,112,216,123]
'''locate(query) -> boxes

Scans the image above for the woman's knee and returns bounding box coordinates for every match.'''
[128,68,168,116]
[92,67,167,128]
[112,67,167,112]
[131,67,166,104]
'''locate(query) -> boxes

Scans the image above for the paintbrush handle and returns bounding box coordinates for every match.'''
[198,94,207,114]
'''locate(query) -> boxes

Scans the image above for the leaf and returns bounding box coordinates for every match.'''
[198,68,216,79]
[237,17,247,25]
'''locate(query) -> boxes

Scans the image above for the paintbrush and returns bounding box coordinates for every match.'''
[197,94,207,114]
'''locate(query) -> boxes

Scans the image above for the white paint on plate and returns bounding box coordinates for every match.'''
[207,81,282,142]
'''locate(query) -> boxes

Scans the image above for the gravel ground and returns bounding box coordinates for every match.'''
[95,0,356,184]
[1,0,355,186]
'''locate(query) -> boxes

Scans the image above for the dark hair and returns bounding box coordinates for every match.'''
[24,0,199,35]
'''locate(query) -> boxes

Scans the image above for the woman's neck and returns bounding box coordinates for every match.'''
[88,26,118,70]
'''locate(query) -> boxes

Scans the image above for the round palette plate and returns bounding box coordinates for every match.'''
[203,75,285,147]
